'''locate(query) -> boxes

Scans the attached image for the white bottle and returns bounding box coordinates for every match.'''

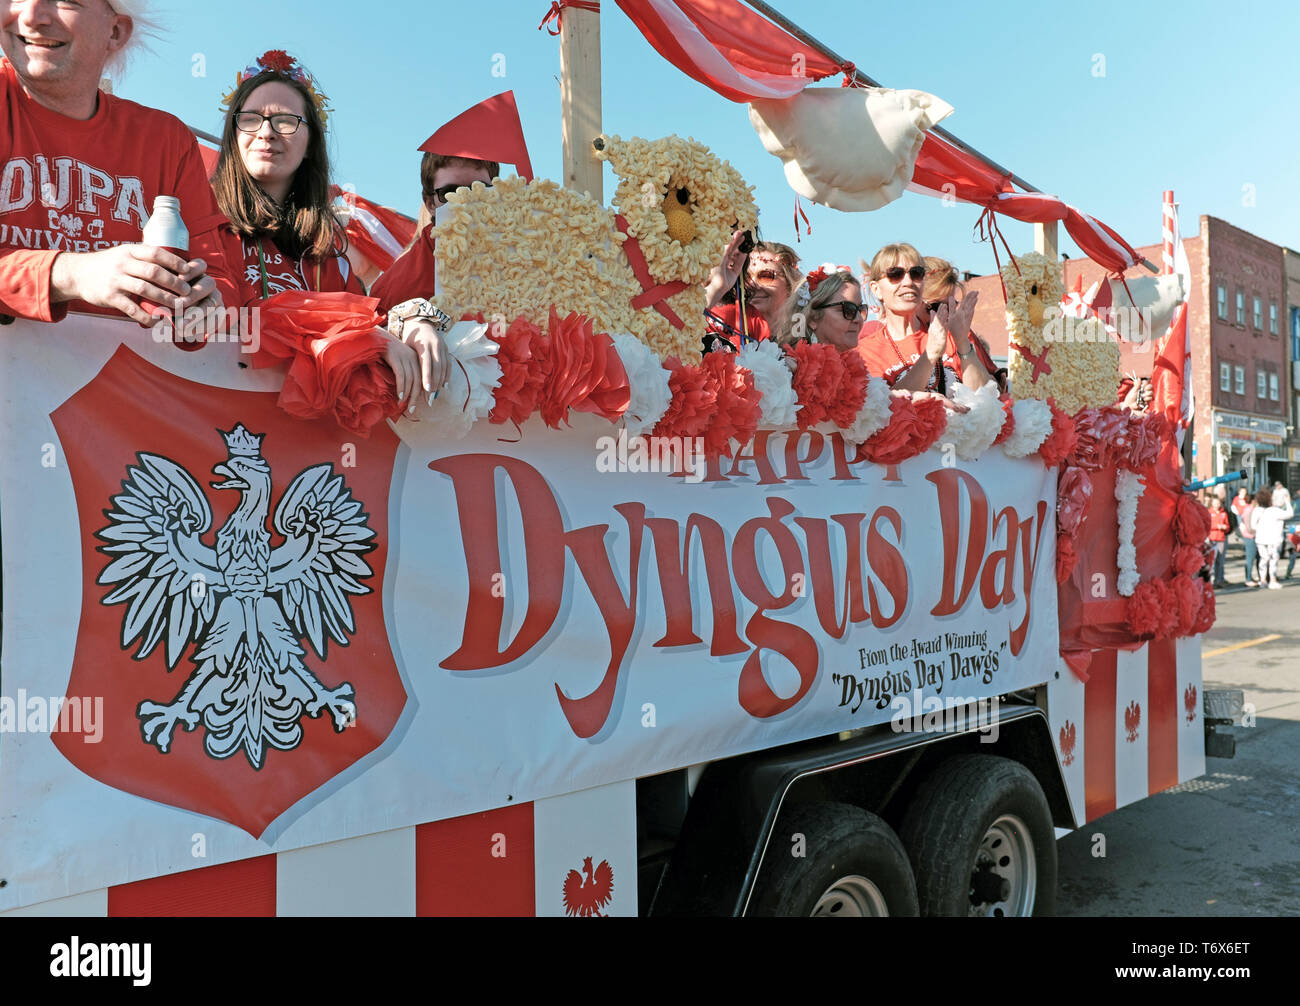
[141,195,188,258]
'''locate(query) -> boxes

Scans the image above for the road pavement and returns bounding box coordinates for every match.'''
[1055,578,1300,916]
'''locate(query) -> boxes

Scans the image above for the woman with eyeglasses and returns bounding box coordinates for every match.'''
[856,243,986,393]
[210,51,445,404]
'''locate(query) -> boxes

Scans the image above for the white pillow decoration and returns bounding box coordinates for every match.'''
[749,86,954,212]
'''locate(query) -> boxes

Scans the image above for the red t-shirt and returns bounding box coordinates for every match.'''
[369,222,436,317]
[0,60,236,321]
[856,320,961,386]
[705,301,770,346]
[1209,509,1230,542]
[216,225,365,306]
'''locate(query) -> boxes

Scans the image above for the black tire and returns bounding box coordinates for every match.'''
[899,754,1057,917]
[749,802,919,917]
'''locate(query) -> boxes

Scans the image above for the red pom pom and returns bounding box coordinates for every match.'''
[1056,533,1078,583]
[859,394,947,465]
[1192,579,1216,635]
[992,393,1015,446]
[1037,400,1078,468]
[1126,412,1164,470]
[1173,544,1206,578]
[829,349,868,428]
[1172,492,1213,546]
[488,315,548,425]
[1126,579,1166,638]
[1071,406,1127,471]
[700,351,762,458]
[652,356,716,440]
[1171,574,1205,636]
[535,311,631,428]
[789,342,845,429]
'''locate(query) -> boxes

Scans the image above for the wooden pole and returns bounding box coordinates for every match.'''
[1034,221,1059,262]
[560,6,602,201]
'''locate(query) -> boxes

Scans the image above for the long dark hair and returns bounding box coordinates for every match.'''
[211,68,341,261]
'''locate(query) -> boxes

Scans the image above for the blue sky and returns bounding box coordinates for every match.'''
[118,0,1300,277]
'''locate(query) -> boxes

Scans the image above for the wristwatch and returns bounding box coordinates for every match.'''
[387,297,453,341]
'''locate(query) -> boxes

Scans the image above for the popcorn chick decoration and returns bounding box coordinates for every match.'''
[430,134,757,364]
[1004,251,1120,415]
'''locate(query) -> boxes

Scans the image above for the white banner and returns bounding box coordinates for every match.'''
[0,316,1058,910]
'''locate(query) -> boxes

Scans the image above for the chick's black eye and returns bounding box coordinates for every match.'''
[1030,283,1039,295]
[676,187,690,205]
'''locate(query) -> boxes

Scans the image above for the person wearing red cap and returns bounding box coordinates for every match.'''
[0,0,234,328]
[369,91,533,317]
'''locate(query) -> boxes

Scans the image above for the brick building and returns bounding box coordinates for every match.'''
[964,215,1293,491]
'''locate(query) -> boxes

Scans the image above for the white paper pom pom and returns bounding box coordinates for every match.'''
[425,321,502,439]
[737,340,800,428]
[610,333,671,437]
[940,381,1004,460]
[1001,398,1053,458]
[840,375,893,445]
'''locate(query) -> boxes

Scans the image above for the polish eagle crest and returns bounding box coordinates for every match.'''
[96,423,373,769]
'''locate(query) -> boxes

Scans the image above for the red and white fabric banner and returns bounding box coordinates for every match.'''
[616,0,842,102]
[1149,194,1194,444]
[2,781,637,917]
[1048,636,1204,826]
[329,186,416,273]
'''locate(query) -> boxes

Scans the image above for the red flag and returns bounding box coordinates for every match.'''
[330,186,416,272]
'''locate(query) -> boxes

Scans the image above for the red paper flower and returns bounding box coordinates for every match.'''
[259,49,294,72]
[534,311,630,428]
[828,349,868,428]
[1056,533,1078,583]
[652,357,716,440]
[1070,406,1126,471]
[992,393,1015,446]
[1172,492,1212,546]
[789,342,845,429]
[488,315,548,425]
[1126,579,1167,638]
[858,394,947,465]
[1173,544,1206,578]
[1056,466,1093,536]
[1126,412,1164,470]
[1037,400,1078,468]
[1171,574,1205,636]
[333,359,404,437]
[572,331,631,424]
[700,351,761,458]
[1192,580,1216,635]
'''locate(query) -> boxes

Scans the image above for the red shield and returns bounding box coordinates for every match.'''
[50,346,407,837]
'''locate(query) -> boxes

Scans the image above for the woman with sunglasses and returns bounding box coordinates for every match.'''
[211,51,446,404]
[778,265,866,351]
[857,243,986,393]
[917,256,1000,392]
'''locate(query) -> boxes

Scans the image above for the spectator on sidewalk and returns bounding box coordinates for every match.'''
[1232,487,1259,586]
[1250,488,1293,590]
[1208,496,1230,587]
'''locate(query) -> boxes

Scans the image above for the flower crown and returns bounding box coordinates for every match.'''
[220,50,332,126]
[796,263,853,308]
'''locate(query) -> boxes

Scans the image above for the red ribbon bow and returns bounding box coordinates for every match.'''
[538,0,600,35]
[615,215,687,329]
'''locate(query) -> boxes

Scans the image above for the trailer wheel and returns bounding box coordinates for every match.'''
[749,802,918,917]
[899,755,1056,917]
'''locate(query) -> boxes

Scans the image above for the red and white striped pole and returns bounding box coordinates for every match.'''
[1161,190,1175,275]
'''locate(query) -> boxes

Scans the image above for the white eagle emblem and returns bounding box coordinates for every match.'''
[96,424,373,769]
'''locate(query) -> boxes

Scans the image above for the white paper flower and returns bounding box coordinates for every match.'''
[1001,398,1052,457]
[940,381,1004,460]
[1115,469,1146,597]
[737,340,800,428]
[610,332,672,437]
[425,321,501,439]
[840,375,893,445]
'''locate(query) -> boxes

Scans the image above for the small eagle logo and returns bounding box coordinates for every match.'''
[563,857,614,918]
[1124,700,1142,744]
[1059,719,1076,766]
[1184,684,1198,724]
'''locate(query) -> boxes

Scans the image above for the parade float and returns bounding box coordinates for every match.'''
[0,0,1222,918]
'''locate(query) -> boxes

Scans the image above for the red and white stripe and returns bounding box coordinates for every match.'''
[1049,637,1204,827]
[1161,190,1176,276]
[1149,193,1194,441]
[3,782,637,917]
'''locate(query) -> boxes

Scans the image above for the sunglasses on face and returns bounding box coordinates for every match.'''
[430,181,492,204]
[235,111,306,135]
[883,265,927,283]
[925,300,944,314]
[824,300,865,321]
[749,268,779,283]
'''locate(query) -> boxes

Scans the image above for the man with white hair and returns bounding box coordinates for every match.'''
[0,0,234,325]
